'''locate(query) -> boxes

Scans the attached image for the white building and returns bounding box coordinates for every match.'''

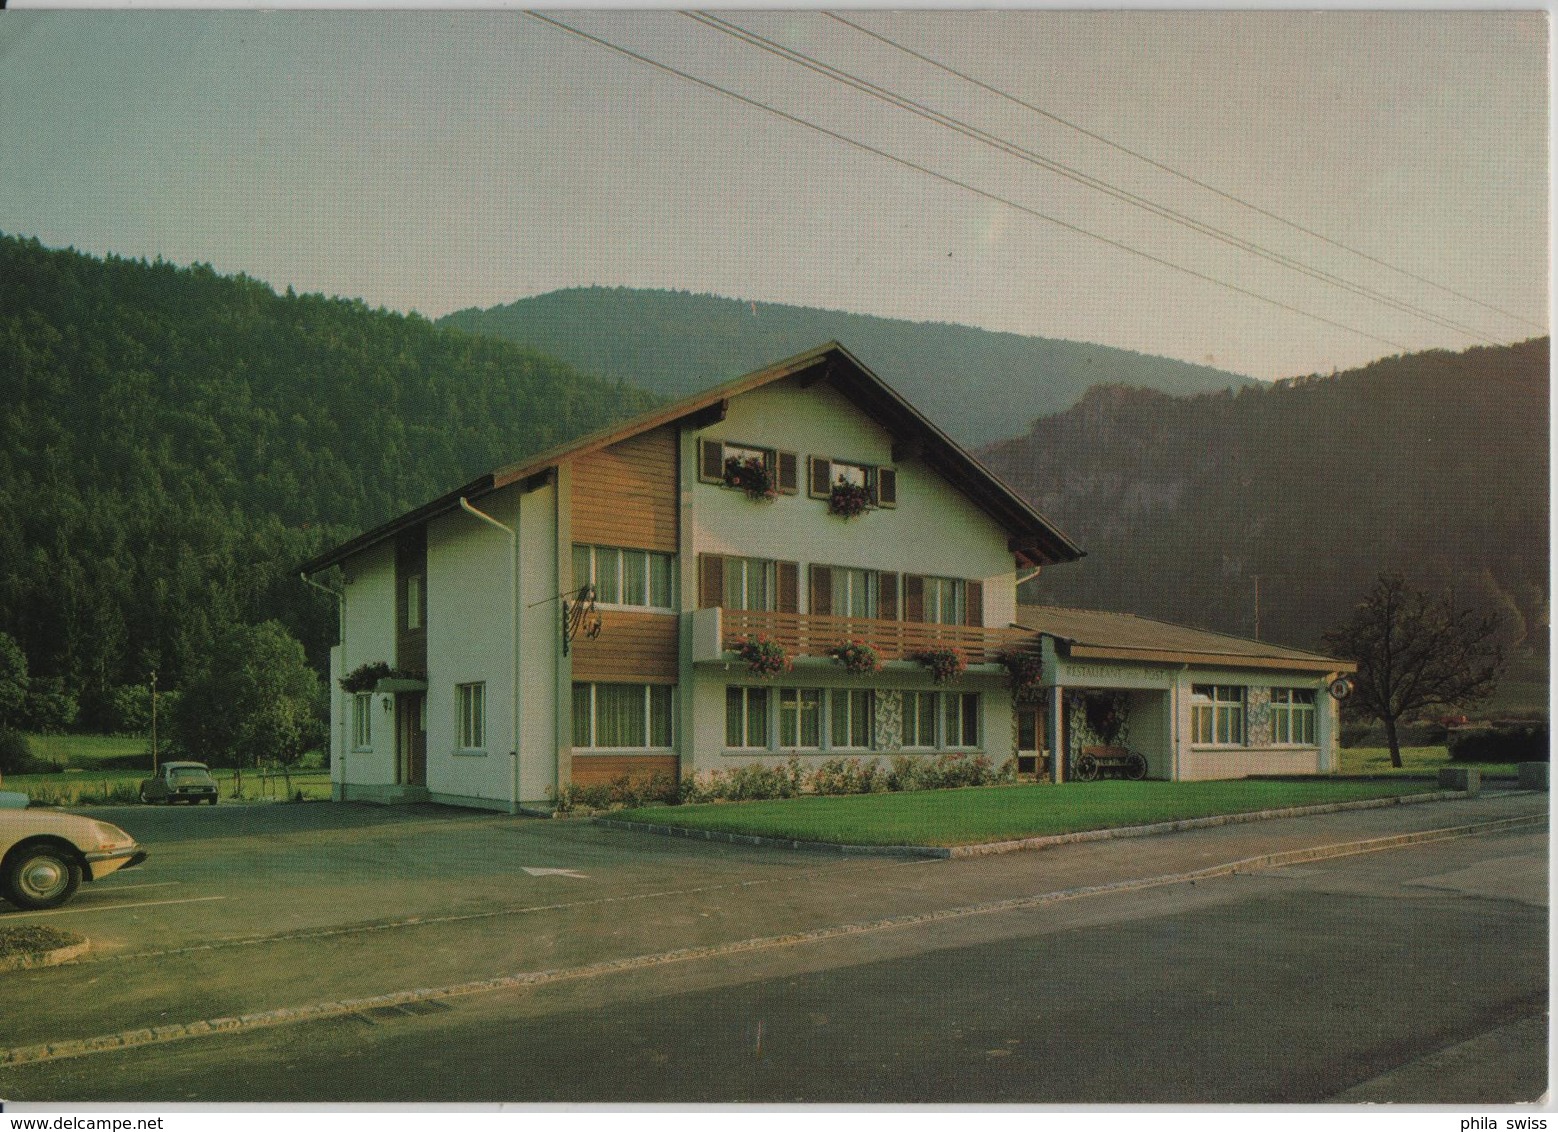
[300,343,1353,809]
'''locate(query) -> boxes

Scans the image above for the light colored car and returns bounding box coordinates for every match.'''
[139,761,219,805]
[0,808,148,910]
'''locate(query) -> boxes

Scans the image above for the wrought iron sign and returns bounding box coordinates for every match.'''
[562,583,602,656]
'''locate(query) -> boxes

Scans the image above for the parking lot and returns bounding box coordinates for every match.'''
[0,792,1548,1103]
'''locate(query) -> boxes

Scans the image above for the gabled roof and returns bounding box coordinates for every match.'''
[301,342,1084,575]
[1016,604,1354,675]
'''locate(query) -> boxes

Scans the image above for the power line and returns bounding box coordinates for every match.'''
[687,10,1503,346]
[524,11,1413,353]
[824,10,1548,336]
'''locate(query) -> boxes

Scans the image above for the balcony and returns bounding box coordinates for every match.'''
[690,606,1031,668]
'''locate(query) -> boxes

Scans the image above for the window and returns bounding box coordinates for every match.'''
[572,683,673,749]
[830,689,873,750]
[726,686,770,749]
[903,691,938,749]
[406,574,423,631]
[923,577,966,626]
[943,692,980,748]
[1270,688,1317,745]
[808,458,897,507]
[457,682,485,750]
[778,687,823,749]
[351,693,373,750]
[573,545,674,610]
[698,439,799,494]
[1192,685,1245,745]
[724,556,774,611]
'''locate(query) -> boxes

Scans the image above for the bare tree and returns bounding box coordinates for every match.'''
[1323,572,1504,768]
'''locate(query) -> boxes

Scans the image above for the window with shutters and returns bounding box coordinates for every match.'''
[806,458,897,507]
[807,564,897,619]
[572,544,675,610]
[697,439,799,495]
[700,555,799,613]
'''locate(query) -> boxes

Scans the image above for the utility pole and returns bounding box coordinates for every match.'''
[150,669,159,774]
[1252,575,1262,640]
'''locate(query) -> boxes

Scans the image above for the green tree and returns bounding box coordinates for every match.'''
[1323,572,1506,767]
[0,630,26,727]
[171,621,325,768]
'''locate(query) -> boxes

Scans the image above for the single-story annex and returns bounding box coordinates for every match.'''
[300,342,1355,810]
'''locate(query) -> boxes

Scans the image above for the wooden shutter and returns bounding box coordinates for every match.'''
[808,456,832,499]
[877,572,899,620]
[903,574,925,623]
[776,561,800,613]
[964,579,984,627]
[876,467,897,508]
[698,554,725,609]
[699,439,725,484]
[776,451,799,495]
[809,564,833,616]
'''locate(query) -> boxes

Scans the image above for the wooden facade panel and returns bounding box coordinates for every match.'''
[571,426,679,552]
[570,609,680,683]
[571,753,679,788]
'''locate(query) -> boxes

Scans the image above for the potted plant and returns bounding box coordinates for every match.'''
[724,455,777,502]
[339,661,394,694]
[730,634,791,678]
[911,647,967,685]
[997,648,1045,704]
[827,480,873,519]
[828,639,881,675]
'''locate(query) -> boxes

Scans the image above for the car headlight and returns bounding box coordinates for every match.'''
[88,821,136,851]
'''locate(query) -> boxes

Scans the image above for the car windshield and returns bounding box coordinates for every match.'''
[169,767,209,781]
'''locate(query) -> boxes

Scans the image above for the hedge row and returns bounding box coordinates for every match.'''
[1447,722,1550,764]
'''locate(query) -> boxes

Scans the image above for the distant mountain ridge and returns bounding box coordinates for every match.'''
[437,287,1259,448]
[979,338,1549,675]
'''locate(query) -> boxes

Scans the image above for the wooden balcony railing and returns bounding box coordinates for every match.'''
[711,608,1030,667]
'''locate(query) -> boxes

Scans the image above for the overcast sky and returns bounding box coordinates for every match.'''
[0,9,1547,380]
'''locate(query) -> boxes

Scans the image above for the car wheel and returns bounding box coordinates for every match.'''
[2,844,83,910]
[207,796,218,805]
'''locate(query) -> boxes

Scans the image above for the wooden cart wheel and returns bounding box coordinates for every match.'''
[1076,753,1100,781]
[1126,752,1148,780]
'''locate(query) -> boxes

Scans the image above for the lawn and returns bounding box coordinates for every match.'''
[1338,745,1518,777]
[613,779,1442,848]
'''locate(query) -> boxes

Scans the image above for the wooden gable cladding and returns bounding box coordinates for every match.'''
[569,609,679,684]
[570,425,678,552]
[395,527,427,673]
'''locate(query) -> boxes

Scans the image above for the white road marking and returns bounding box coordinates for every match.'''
[522,867,589,878]
[94,881,183,892]
[11,895,227,918]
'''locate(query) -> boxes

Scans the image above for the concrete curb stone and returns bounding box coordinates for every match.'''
[0,938,90,972]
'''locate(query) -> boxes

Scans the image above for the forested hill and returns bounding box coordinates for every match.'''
[0,235,659,726]
[438,287,1258,447]
[981,338,1549,666]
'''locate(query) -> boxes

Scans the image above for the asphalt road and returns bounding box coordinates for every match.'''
[0,791,1547,1105]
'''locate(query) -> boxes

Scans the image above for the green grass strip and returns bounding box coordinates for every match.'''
[616,779,1443,848]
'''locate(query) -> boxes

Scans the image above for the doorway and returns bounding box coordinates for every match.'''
[1016,704,1049,777]
[396,693,427,787]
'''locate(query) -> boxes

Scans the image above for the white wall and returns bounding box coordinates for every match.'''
[337,539,397,789]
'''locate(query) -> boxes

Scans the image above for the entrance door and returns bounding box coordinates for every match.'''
[1016,704,1048,777]
[397,694,427,787]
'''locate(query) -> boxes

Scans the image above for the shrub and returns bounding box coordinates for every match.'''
[809,757,887,795]
[1448,722,1549,764]
[0,727,30,775]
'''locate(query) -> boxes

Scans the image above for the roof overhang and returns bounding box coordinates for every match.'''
[1062,641,1356,675]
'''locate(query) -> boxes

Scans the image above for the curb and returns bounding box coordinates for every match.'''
[595,789,1491,859]
[0,939,90,973]
[0,809,1542,1069]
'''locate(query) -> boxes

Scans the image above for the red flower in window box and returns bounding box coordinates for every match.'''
[730,634,791,678]
[911,647,967,685]
[828,639,881,675]
[827,481,873,519]
[724,455,777,502]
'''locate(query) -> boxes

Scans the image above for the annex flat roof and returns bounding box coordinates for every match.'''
[300,342,1084,575]
[1015,604,1355,675]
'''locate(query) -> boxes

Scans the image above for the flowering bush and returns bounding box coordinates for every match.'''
[911,647,967,685]
[731,634,792,678]
[338,661,425,694]
[997,648,1046,704]
[827,481,873,519]
[724,455,777,501]
[828,639,881,675]
[810,757,888,795]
